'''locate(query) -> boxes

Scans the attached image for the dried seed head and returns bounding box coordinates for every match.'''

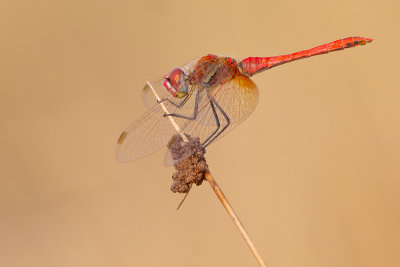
[168,134,208,193]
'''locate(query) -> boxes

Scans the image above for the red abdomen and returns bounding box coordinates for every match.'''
[239,36,373,77]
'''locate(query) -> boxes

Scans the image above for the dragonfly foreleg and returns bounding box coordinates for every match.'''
[202,98,230,148]
[158,92,191,108]
[163,87,200,120]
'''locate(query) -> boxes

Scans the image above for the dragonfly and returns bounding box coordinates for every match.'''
[117,36,373,162]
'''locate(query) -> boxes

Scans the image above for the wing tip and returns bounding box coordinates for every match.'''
[117,131,128,144]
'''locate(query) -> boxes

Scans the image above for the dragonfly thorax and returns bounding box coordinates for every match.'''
[191,55,239,88]
[163,68,189,98]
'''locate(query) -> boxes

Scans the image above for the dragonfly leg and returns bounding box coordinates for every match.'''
[158,92,190,108]
[201,95,221,147]
[202,98,230,148]
[163,87,200,120]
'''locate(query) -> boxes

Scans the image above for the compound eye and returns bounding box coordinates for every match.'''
[168,68,187,93]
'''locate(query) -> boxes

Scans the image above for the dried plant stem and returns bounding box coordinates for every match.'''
[205,171,267,267]
[147,80,266,266]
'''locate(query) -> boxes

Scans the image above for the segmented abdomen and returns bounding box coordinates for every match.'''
[239,36,373,77]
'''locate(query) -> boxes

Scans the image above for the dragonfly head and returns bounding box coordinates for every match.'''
[163,68,189,98]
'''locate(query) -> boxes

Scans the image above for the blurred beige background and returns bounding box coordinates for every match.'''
[1,0,399,266]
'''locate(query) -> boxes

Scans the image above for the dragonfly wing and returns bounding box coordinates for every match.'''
[212,74,259,128]
[119,75,204,162]
[185,75,259,144]
[116,101,193,162]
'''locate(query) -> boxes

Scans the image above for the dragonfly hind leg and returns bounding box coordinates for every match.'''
[202,96,230,148]
[201,96,220,146]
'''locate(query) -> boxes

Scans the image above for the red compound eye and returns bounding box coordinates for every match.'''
[163,68,188,97]
[168,68,185,88]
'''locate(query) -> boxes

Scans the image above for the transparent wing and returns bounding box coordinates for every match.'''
[182,74,259,144]
[116,100,192,162]
[117,67,207,162]
[116,104,171,162]
[117,75,258,163]
[215,75,259,128]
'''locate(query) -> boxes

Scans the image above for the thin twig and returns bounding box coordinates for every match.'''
[176,183,192,210]
[204,171,267,267]
[147,80,267,267]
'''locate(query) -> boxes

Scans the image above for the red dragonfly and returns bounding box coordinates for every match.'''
[117,36,373,162]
